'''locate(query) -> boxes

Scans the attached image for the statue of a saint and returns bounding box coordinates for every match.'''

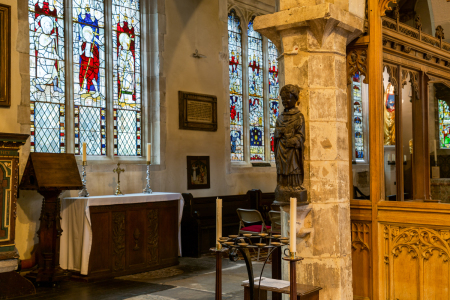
[274,84,307,204]
[384,83,395,145]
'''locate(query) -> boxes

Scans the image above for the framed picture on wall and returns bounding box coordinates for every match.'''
[187,156,210,190]
[0,4,11,108]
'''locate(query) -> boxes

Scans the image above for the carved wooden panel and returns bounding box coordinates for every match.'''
[347,49,368,85]
[87,201,178,280]
[383,64,399,95]
[112,212,126,272]
[382,224,450,299]
[147,209,158,266]
[401,69,420,99]
[351,221,371,300]
[127,209,146,267]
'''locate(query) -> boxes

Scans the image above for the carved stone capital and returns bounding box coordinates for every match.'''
[253,3,365,50]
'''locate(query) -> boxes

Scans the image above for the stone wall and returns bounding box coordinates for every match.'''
[0,0,278,260]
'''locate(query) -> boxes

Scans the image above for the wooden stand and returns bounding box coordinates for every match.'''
[210,248,228,300]
[20,153,82,284]
[282,256,304,300]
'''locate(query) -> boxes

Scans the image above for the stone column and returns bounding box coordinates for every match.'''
[254,2,364,299]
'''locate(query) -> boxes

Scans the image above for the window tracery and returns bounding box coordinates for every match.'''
[29,0,143,157]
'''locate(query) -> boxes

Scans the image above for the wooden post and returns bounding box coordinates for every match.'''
[272,247,282,300]
[289,260,297,299]
[215,251,222,300]
[282,256,303,300]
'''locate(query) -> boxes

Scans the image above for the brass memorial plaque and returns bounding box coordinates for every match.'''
[179,91,217,131]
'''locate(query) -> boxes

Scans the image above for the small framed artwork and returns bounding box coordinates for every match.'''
[0,4,11,108]
[187,156,210,190]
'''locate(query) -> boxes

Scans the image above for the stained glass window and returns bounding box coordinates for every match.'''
[439,100,450,148]
[248,17,264,161]
[268,40,279,162]
[352,72,364,160]
[112,0,141,156]
[73,0,106,156]
[228,10,243,161]
[29,0,65,153]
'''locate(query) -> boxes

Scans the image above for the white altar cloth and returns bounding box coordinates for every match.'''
[60,193,184,275]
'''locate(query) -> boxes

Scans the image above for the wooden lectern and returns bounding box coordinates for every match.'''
[20,153,82,284]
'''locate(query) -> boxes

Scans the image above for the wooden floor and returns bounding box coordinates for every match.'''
[14,256,273,300]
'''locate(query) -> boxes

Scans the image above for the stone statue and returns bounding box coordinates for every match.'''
[274,84,307,204]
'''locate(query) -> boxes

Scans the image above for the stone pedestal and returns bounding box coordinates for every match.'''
[254,2,364,299]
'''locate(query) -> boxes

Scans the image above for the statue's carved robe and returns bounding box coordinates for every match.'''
[274,107,305,188]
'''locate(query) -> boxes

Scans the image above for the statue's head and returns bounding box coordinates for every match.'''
[280,84,301,110]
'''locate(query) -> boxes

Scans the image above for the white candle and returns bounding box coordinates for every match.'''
[387,154,391,162]
[216,198,222,250]
[392,153,396,161]
[147,143,151,162]
[290,197,296,254]
[82,142,87,162]
[435,140,438,163]
[404,155,406,162]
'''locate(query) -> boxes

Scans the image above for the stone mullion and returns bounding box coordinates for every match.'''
[140,0,149,159]
[105,0,114,159]
[65,0,74,154]
[242,23,250,164]
[263,36,270,162]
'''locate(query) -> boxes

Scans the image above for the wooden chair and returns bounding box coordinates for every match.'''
[237,208,271,260]
[268,211,281,245]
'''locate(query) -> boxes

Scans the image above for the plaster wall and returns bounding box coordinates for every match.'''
[1,0,277,260]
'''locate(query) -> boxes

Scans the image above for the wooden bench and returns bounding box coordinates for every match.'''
[242,277,321,300]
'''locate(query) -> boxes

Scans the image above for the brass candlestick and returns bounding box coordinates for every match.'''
[143,161,152,194]
[113,163,125,195]
[79,161,89,197]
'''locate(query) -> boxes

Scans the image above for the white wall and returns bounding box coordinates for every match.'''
[0,0,277,260]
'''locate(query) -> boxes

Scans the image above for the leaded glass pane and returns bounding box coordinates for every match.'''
[353,72,364,159]
[75,106,106,155]
[248,17,264,161]
[29,0,65,153]
[268,40,279,162]
[112,0,141,156]
[229,10,243,161]
[73,0,106,156]
[439,100,450,148]
[32,102,65,153]
[114,109,141,156]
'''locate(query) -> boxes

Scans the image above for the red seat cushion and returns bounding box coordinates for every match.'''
[241,225,270,232]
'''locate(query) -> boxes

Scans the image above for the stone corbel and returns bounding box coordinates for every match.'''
[290,207,313,246]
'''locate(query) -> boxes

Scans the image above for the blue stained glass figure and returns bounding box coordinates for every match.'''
[229,10,243,161]
[248,17,264,161]
[268,40,279,162]
[73,0,106,156]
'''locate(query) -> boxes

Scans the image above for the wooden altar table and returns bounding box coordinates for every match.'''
[60,193,183,280]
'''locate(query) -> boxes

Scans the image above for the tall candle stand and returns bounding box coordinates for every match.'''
[282,252,304,300]
[143,161,152,194]
[79,161,89,197]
